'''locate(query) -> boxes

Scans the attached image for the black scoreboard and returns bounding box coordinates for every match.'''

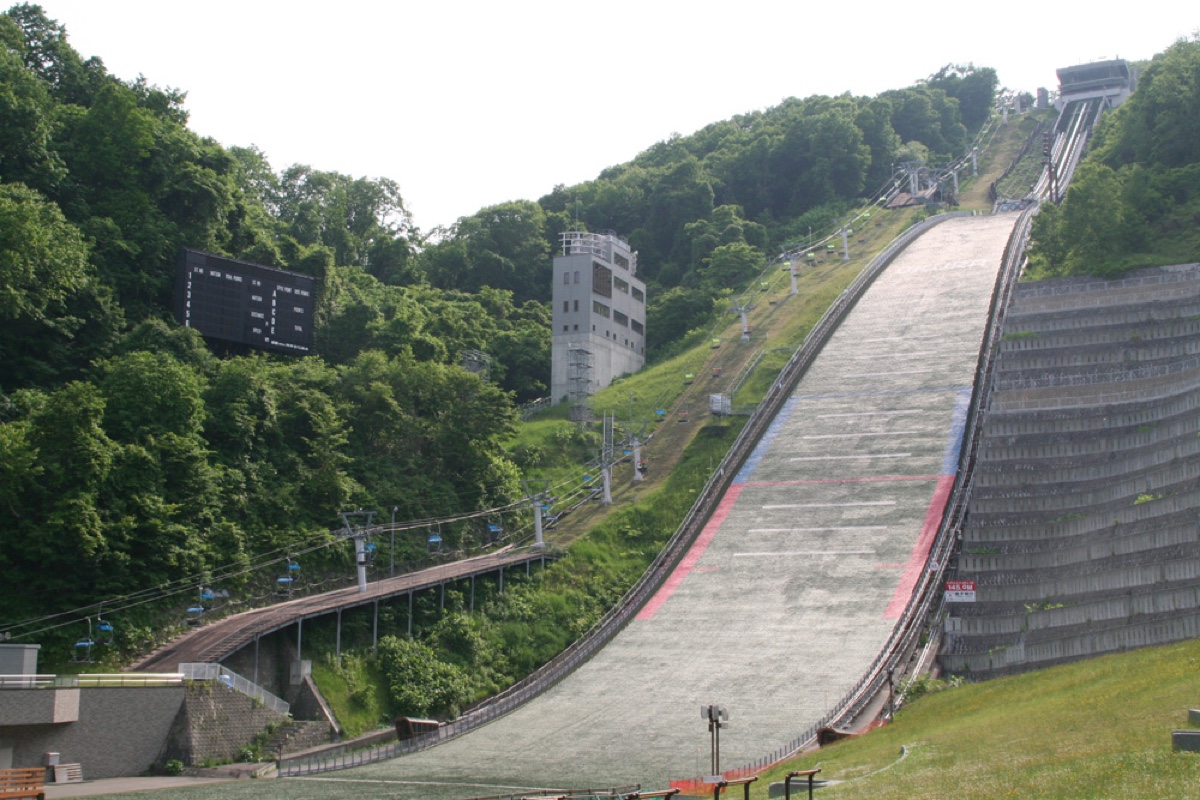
[174,249,315,354]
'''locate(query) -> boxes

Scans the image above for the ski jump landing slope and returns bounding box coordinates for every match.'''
[339,214,1018,798]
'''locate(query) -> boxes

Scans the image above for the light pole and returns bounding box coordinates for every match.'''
[702,704,729,777]
[390,506,398,578]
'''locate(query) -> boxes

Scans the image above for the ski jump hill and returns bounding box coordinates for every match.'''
[318,212,1021,798]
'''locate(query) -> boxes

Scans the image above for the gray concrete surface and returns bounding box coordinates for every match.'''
[43,776,237,799]
[942,260,1200,679]
[303,214,1018,798]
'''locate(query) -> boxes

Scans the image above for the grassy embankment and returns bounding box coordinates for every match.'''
[742,638,1200,799]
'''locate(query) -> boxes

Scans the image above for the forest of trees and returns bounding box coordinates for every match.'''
[1027,36,1200,277]
[0,3,997,657]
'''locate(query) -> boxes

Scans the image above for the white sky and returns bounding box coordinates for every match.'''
[30,1,1198,233]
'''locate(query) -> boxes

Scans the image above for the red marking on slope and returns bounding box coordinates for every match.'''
[884,475,955,619]
[739,475,940,487]
[636,485,745,621]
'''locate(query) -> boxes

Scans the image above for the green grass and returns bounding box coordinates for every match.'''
[310,653,391,739]
[742,639,1200,800]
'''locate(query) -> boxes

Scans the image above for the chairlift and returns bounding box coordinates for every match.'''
[427,533,443,553]
[274,576,295,597]
[655,409,666,417]
[95,618,114,646]
[638,458,649,475]
[583,473,595,484]
[683,373,695,385]
[185,606,207,626]
[73,637,95,663]
[363,542,378,564]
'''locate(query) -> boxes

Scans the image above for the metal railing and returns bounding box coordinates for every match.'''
[279,211,973,778]
[2,672,187,688]
[0,674,56,689]
[180,663,290,716]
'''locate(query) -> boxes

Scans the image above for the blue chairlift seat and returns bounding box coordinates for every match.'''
[275,576,294,596]
[95,619,114,645]
[185,606,206,626]
[73,638,95,663]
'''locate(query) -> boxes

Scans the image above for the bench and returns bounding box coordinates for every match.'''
[0,767,46,800]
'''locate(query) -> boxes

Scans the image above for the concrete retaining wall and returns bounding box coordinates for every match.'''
[219,629,289,699]
[161,680,288,767]
[939,264,1200,680]
[0,687,183,779]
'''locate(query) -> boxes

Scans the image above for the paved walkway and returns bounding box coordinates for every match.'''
[43,776,235,798]
[317,214,1019,798]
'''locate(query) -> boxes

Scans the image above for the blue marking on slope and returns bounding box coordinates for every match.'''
[735,397,798,483]
[940,388,972,476]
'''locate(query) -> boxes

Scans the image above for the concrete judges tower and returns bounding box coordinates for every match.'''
[550,231,646,409]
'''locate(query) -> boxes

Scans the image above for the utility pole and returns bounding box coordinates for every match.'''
[339,510,376,593]
[521,479,550,548]
[390,506,398,578]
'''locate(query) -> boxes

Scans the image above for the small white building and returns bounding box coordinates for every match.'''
[550,231,646,407]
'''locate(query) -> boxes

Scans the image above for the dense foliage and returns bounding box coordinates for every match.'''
[1027,37,1200,278]
[0,2,996,667]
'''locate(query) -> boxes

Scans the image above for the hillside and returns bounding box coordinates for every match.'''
[0,2,1004,672]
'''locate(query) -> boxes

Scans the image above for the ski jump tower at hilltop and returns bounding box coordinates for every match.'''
[550,231,646,416]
